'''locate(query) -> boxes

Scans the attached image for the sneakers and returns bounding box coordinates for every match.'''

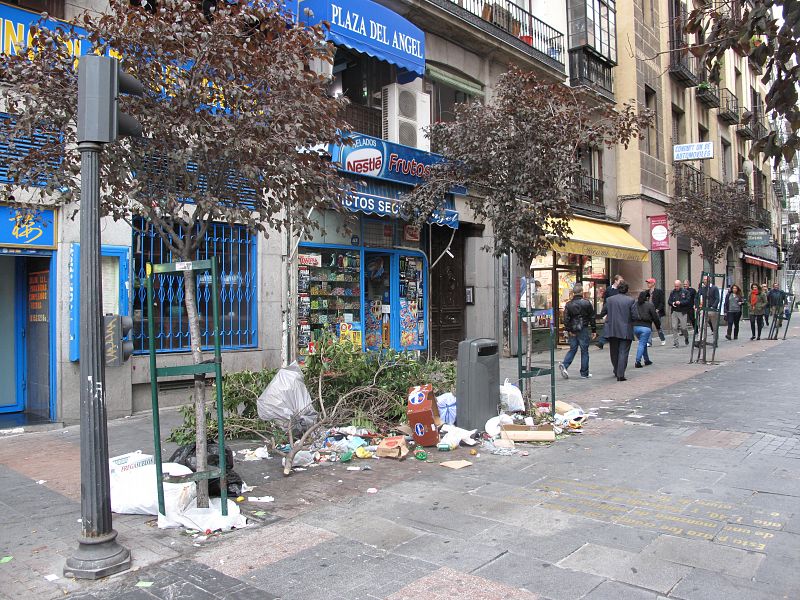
[558,363,569,379]
[725,335,731,340]
[635,362,643,368]
[580,373,592,379]
[660,340,666,346]
[684,338,689,346]
[644,360,653,366]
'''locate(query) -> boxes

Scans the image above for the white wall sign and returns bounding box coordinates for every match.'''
[673,142,714,161]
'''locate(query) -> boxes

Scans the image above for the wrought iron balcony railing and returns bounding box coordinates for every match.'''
[446,0,565,67]
[668,40,701,87]
[573,174,606,216]
[696,81,720,108]
[569,49,613,99]
[718,88,739,124]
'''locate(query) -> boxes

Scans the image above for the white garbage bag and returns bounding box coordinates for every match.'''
[500,379,525,412]
[436,393,457,425]
[257,362,316,429]
[110,452,194,517]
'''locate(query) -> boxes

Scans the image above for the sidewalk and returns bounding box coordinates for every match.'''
[0,324,798,599]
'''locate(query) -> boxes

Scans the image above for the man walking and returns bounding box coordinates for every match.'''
[559,284,596,380]
[646,277,666,345]
[697,275,722,347]
[684,279,697,334]
[767,282,787,329]
[596,274,623,350]
[604,282,635,381]
[668,279,691,347]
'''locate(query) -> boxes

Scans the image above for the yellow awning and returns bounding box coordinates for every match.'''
[553,218,649,262]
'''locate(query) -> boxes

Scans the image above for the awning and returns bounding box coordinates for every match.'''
[300,0,425,78]
[554,218,649,262]
[743,253,779,270]
[426,63,485,98]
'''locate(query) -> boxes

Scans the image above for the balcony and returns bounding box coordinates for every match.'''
[443,0,565,70]
[753,115,768,141]
[668,40,701,87]
[343,103,382,139]
[573,175,606,217]
[736,112,755,140]
[718,88,739,124]
[696,82,721,108]
[674,162,705,198]
[749,204,772,230]
[569,49,614,101]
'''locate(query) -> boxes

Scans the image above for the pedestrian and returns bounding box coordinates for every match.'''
[558,284,597,380]
[748,283,767,340]
[668,279,691,347]
[767,282,787,328]
[724,284,744,340]
[684,279,697,334]
[645,277,666,345]
[632,290,661,368]
[603,281,635,381]
[596,274,623,350]
[697,275,722,347]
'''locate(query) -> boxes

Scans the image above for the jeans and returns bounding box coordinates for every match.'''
[750,314,764,338]
[634,326,652,364]
[671,311,688,346]
[726,312,741,338]
[706,311,719,346]
[609,337,633,378]
[562,328,591,377]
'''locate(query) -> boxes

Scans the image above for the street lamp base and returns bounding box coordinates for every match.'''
[64,530,131,580]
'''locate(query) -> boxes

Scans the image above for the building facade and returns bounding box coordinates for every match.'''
[613,0,782,302]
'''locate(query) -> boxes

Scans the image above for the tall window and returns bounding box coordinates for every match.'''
[132,219,258,353]
[671,107,685,145]
[641,0,653,27]
[644,86,658,157]
[651,250,665,290]
[721,139,732,182]
[568,0,617,63]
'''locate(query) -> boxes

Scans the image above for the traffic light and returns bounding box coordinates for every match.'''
[104,314,135,367]
[77,55,144,144]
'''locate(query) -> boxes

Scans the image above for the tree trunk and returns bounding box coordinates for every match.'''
[183,270,209,508]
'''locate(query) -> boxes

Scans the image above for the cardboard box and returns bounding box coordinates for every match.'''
[376,436,409,459]
[500,423,556,442]
[407,385,442,447]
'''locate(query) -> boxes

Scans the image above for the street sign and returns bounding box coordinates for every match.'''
[673,142,714,161]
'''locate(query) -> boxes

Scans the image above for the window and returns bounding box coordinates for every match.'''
[641,0,653,28]
[644,86,658,157]
[671,107,685,145]
[0,113,62,186]
[132,219,257,353]
[721,139,732,182]
[568,0,617,63]
[651,250,665,290]
[9,0,64,18]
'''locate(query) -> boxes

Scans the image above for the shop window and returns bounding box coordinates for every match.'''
[363,218,395,247]
[131,218,257,354]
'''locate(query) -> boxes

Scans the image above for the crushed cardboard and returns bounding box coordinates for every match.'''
[499,423,556,442]
[439,460,473,470]
[376,436,410,459]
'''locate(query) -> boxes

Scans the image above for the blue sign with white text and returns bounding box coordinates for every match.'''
[300,0,425,78]
[0,205,57,249]
[0,4,89,58]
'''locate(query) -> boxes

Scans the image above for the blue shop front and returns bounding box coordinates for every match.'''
[297,133,459,359]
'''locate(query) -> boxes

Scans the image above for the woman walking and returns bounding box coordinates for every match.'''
[748,283,767,340]
[725,284,744,340]
[632,291,661,369]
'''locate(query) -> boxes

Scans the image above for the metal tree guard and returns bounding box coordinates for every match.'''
[517,307,556,413]
[146,258,228,517]
[689,271,725,365]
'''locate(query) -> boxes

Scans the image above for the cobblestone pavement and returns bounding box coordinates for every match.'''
[1,326,799,599]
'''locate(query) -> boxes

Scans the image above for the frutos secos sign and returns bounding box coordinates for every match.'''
[340,135,434,182]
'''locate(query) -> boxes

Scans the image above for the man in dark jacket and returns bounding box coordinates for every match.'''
[596,274,623,349]
[559,284,597,379]
[697,275,722,346]
[767,282,787,326]
[668,279,691,347]
[646,277,666,345]
[684,279,697,333]
[604,282,635,381]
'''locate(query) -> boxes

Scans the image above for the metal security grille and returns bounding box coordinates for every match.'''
[651,250,665,290]
[0,113,63,185]
[132,218,257,353]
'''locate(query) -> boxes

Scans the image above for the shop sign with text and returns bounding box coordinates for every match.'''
[650,214,670,251]
[0,205,57,249]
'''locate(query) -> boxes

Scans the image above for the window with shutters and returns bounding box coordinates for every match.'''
[644,86,658,157]
[0,113,63,186]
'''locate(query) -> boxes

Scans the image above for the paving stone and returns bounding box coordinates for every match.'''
[669,568,781,600]
[641,534,764,578]
[386,566,541,600]
[474,522,591,563]
[582,580,661,600]
[556,543,691,594]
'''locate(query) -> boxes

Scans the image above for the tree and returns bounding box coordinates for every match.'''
[0,0,348,507]
[686,0,800,163]
[667,176,751,267]
[405,67,650,396]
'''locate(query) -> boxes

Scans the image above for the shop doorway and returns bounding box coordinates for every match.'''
[429,227,465,360]
[364,251,393,351]
[0,254,54,422]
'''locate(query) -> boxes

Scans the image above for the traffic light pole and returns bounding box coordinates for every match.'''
[63,141,131,579]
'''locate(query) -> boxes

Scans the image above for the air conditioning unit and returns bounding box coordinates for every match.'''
[308,56,333,81]
[382,83,431,151]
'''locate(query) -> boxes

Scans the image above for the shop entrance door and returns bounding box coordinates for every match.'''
[0,256,21,413]
[364,252,393,351]
[430,228,465,360]
[25,258,51,419]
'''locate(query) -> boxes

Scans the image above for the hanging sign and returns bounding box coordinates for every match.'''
[744,229,771,247]
[0,205,57,249]
[650,214,670,251]
[673,142,714,161]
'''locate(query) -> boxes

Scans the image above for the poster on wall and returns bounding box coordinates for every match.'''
[650,215,670,251]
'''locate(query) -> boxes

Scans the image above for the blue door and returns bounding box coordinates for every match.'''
[0,256,22,412]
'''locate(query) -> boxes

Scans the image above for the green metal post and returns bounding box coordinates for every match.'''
[146,265,166,517]
[210,258,228,516]
[549,324,556,414]
[517,308,524,397]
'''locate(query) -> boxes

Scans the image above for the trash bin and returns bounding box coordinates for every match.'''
[456,338,500,431]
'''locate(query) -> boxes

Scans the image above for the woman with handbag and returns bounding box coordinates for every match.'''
[724,284,744,340]
[748,283,768,340]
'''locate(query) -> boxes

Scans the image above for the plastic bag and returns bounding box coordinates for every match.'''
[500,379,525,413]
[168,442,244,496]
[436,393,457,425]
[257,362,317,435]
[109,451,195,517]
